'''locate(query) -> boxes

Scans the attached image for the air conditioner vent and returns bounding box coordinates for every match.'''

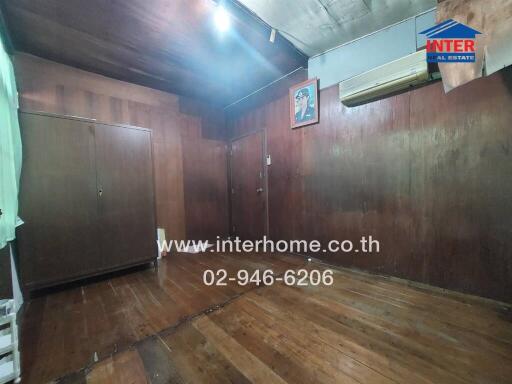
[339,49,428,107]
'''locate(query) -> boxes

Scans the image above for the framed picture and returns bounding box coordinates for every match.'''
[289,78,319,129]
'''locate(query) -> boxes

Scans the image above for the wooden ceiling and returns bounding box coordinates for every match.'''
[0,0,307,105]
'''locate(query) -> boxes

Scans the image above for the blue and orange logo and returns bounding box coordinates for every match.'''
[419,19,481,63]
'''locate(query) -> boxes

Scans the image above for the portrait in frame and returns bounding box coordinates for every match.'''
[289,78,319,129]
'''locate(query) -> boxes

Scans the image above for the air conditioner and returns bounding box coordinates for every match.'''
[339,49,429,107]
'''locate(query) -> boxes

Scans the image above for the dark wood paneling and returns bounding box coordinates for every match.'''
[230,131,266,240]
[227,68,308,131]
[0,245,12,298]
[13,53,229,242]
[228,70,512,303]
[180,96,227,141]
[0,0,307,105]
[182,137,229,241]
[17,113,101,289]
[407,72,512,301]
[95,123,157,268]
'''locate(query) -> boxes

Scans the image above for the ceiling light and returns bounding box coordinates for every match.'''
[214,6,231,32]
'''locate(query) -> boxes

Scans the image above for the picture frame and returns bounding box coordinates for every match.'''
[289,78,319,129]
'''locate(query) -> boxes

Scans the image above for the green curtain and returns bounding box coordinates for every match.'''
[0,35,21,250]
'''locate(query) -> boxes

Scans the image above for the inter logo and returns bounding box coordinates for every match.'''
[419,19,481,63]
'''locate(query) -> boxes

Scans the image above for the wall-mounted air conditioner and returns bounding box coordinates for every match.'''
[339,49,429,107]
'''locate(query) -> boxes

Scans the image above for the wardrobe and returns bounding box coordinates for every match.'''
[17,111,157,292]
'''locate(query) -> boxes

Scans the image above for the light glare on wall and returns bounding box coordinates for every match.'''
[214,6,231,32]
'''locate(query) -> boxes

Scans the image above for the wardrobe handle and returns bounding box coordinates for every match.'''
[98,187,103,197]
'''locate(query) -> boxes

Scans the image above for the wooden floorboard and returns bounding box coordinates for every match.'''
[20,253,512,384]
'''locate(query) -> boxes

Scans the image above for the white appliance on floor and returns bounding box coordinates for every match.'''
[0,300,20,384]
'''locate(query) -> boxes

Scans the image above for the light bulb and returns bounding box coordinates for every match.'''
[214,6,231,32]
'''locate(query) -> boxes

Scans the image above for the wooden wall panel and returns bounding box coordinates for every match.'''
[407,73,512,301]
[228,69,512,303]
[182,136,229,241]
[14,53,229,242]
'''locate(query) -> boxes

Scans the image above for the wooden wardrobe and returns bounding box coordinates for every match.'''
[17,112,157,292]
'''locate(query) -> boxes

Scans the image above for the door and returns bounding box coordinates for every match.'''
[18,113,101,288]
[94,123,156,269]
[230,131,267,240]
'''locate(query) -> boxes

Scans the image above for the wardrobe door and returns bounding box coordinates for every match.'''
[18,113,101,289]
[94,123,156,269]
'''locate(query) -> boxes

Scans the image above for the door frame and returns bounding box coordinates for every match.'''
[228,128,269,239]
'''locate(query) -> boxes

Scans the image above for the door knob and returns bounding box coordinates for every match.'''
[256,188,263,193]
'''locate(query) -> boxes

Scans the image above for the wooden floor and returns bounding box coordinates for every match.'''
[21,253,512,384]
